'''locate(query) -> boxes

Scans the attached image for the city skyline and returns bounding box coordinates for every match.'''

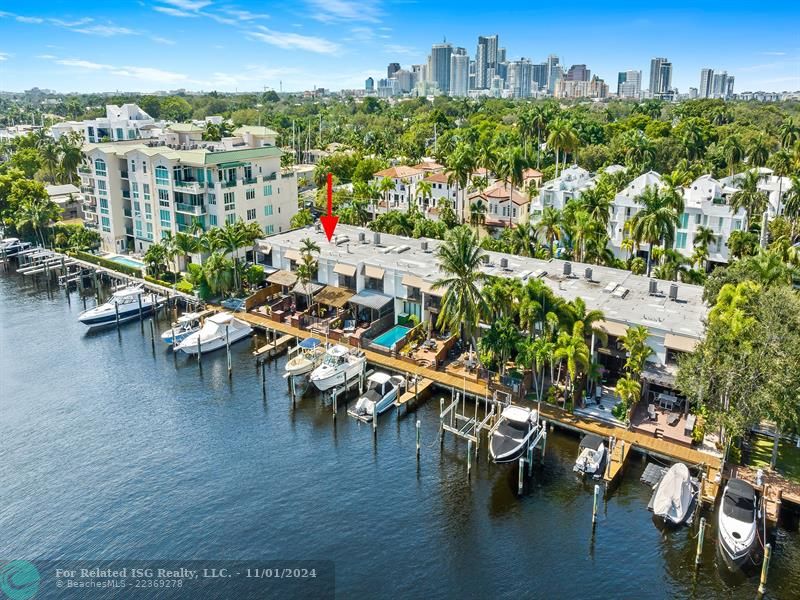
[0,1,797,93]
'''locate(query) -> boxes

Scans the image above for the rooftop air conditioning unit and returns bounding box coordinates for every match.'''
[373,232,381,245]
[358,232,366,243]
[500,257,509,269]
[420,240,428,251]
[649,279,658,295]
[669,283,678,301]
[335,235,349,246]
[481,255,490,264]
[584,267,593,281]
[563,262,572,277]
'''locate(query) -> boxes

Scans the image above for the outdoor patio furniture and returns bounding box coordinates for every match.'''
[658,393,677,410]
[647,403,658,421]
[667,412,681,427]
[685,414,697,437]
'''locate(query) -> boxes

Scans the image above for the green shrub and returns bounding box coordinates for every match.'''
[144,275,175,288]
[175,279,194,294]
[68,250,142,278]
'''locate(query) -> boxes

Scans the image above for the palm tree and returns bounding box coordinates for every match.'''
[479,316,521,376]
[722,135,745,176]
[620,129,655,174]
[692,225,717,271]
[469,198,487,236]
[143,242,168,277]
[784,175,800,239]
[508,221,536,257]
[620,324,653,379]
[565,297,606,345]
[415,179,433,213]
[433,226,488,348]
[16,196,59,247]
[173,232,199,273]
[518,110,537,161]
[569,209,596,263]
[554,321,590,405]
[295,252,318,311]
[730,170,769,222]
[529,104,548,170]
[378,176,394,216]
[216,221,249,292]
[203,252,234,296]
[39,140,60,183]
[496,146,525,227]
[629,185,682,276]
[779,117,799,149]
[614,375,641,422]
[58,135,83,184]
[767,150,793,216]
[536,206,562,256]
[300,236,320,257]
[747,135,770,168]
[546,119,578,178]
[446,143,475,223]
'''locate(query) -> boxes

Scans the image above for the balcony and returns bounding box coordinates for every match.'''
[78,166,91,174]
[175,180,205,193]
[243,177,257,185]
[120,170,129,179]
[175,202,206,215]
[221,180,237,188]
[122,190,131,199]
[82,203,97,213]
[263,173,277,182]
[81,186,94,194]
[123,209,132,218]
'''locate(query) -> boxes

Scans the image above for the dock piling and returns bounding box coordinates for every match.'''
[333,391,338,421]
[467,440,472,478]
[695,517,706,566]
[758,543,771,595]
[541,423,547,462]
[416,420,421,460]
[149,319,155,354]
[518,458,525,495]
[527,443,533,476]
[592,484,600,525]
[138,294,143,321]
[197,336,202,366]
[261,363,267,401]
[114,300,120,329]
[225,325,232,379]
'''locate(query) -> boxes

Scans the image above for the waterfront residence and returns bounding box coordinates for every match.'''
[372,165,424,212]
[720,167,794,219]
[79,135,298,254]
[46,184,83,221]
[531,165,593,217]
[421,172,457,218]
[469,180,532,228]
[81,104,157,143]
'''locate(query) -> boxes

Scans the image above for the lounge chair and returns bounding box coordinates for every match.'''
[667,412,681,427]
[647,403,658,421]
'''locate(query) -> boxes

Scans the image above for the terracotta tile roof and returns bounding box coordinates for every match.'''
[424,172,450,184]
[523,168,543,180]
[472,180,530,205]
[412,161,445,172]
[374,165,423,178]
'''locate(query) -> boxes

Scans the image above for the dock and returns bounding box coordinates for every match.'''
[604,436,632,484]
[253,334,294,360]
[397,376,434,407]
[725,464,800,524]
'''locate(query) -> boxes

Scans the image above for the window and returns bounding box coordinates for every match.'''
[225,213,236,225]
[99,198,109,215]
[132,182,139,199]
[702,215,708,226]
[208,193,216,205]
[116,128,123,140]
[128,130,136,140]
[679,213,689,229]
[135,219,143,238]
[718,217,724,230]
[142,162,147,174]
[160,209,171,228]
[155,166,169,186]
[695,214,702,225]
[129,160,136,173]
[145,203,152,220]
[246,208,256,220]
[146,222,153,240]
[264,204,273,216]
[143,184,150,201]
[224,192,235,211]
[209,215,218,226]
[246,188,255,200]
[265,224,274,234]
[133,201,141,216]
[101,216,111,232]
[733,219,742,231]
[263,184,273,197]
[158,189,170,207]
[675,232,687,249]
[97,180,107,196]
[94,159,107,177]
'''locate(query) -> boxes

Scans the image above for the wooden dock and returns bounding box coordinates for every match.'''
[604,437,632,484]
[253,334,294,360]
[397,377,434,406]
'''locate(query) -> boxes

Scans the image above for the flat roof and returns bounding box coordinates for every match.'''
[83,141,282,166]
[263,224,708,338]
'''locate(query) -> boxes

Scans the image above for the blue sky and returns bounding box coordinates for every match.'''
[0,0,798,93]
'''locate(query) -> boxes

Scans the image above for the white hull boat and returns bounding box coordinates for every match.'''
[309,344,366,392]
[489,405,540,463]
[79,285,164,328]
[0,237,32,257]
[161,312,202,346]
[573,434,607,479]
[176,312,252,355]
[284,338,325,396]
[349,373,405,421]
[650,462,698,526]
[718,478,760,570]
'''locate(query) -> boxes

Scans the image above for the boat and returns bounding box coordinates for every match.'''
[718,478,760,570]
[650,463,698,526]
[348,373,405,421]
[573,433,607,479]
[160,312,202,346]
[489,405,540,463]
[284,338,325,396]
[175,312,253,355]
[308,344,366,392]
[0,237,32,257]
[78,285,164,327]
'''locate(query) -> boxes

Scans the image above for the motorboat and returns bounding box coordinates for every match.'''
[0,237,32,257]
[309,344,366,392]
[78,285,164,327]
[650,463,698,526]
[284,338,325,396]
[175,312,252,355]
[348,372,405,421]
[489,405,540,463]
[718,478,760,570]
[573,434,607,479]
[160,312,202,346]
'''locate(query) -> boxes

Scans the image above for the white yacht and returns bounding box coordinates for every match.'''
[718,478,760,570]
[309,344,366,392]
[0,237,31,257]
[573,434,607,479]
[175,312,252,355]
[489,405,540,463]
[650,463,698,526]
[161,312,202,346]
[284,338,325,396]
[349,372,405,421]
[78,285,164,328]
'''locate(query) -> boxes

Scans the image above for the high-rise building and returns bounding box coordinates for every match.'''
[547,55,561,93]
[566,64,590,81]
[387,63,401,79]
[689,87,699,99]
[450,50,470,97]
[532,63,548,92]
[699,68,714,98]
[659,61,673,98]
[617,70,641,99]
[395,69,413,93]
[726,76,735,99]
[430,43,453,94]
[498,47,506,63]
[649,57,672,98]
[411,64,426,87]
[468,59,477,90]
[365,77,374,92]
[508,58,533,98]
[475,35,499,89]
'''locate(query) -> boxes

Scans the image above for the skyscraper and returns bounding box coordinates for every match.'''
[618,70,641,98]
[566,64,590,82]
[726,76,735,99]
[532,63,548,92]
[387,63,400,79]
[365,77,374,92]
[475,35,499,89]
[649,57,671,97]
[699,68,714,99]
[450,49,470,97]
[508,58,533,98]
[547,55,561,93]
[430,43,453,94]
[659,62,673,97]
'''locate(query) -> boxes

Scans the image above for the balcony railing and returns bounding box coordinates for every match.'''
[81,186,94,194]
[263,173,277,182]
[221,180,237,188]
[82,203,97,213]
[122,190,131,199]
[243,177,257,185]
[175,202,206,215]
[120,170,129,179]
[175,180,206,192]
[123,209,132,218]
[78,166,91,174]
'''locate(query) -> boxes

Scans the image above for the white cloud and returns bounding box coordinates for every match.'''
[220,8,269,21]
[16,16,44,24]
[111,66,188,83]
[153,6,199,18]
[56,58,113,70]
[248,26,339,54]
[151,36,176,45]
[36,54,57,60]
[207,66,297,87]
[159,0,212,10]
[384,44,419,57]
[0,52,9,62]
[760,51,787,56]
[306,0,382,23]
[71,24,136,36]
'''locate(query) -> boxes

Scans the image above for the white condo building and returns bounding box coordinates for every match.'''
[372,166,425,212]
[79,126,298,254]
[82,104,158,143]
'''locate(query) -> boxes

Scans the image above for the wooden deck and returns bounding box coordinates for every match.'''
[253,334,293,359]
[726,464,800,523]
[397,377,434,406]
[233,310,724,480]
[605,438,632,484]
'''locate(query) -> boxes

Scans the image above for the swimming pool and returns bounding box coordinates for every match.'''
[109,255,145,269]
[372,325,410,350]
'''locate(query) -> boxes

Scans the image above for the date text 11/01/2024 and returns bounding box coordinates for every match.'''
[54,567,319,579]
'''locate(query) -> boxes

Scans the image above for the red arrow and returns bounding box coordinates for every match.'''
[320,171,338,242]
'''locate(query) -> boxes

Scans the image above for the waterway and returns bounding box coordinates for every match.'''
[1,272,798,599]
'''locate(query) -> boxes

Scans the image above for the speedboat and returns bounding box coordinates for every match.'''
[309,344,366,392]
[349,372,405,421]
[284,338,325,396]
[0,237,31,257]
[161,312,202,346]
[78,285,164,327]
[650,462,698,526]
[489,405,540,463]
[573,434,607,479]
[718,478,760,570]
[175,312,252,355]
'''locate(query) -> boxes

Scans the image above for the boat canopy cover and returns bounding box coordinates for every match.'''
[502,405,533,424]
[579,433,604,450]
[299,338,321,349]
[327,345,349,357]
[368,372,393,385]
[208,312,235,325]
[178,312,201,323]
[723,479,756,521]
[652,463,691,519]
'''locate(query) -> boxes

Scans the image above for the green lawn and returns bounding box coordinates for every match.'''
[749,435,800,483]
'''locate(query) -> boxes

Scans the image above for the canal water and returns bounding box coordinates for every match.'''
[1,273,798,599]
